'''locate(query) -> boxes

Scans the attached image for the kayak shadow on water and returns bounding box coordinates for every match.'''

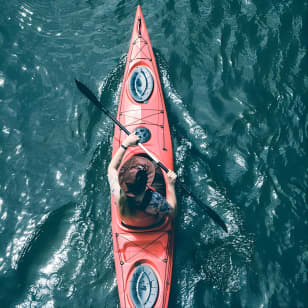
[0,201,76,307]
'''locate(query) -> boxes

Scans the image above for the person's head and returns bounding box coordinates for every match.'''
[118,156,155,217]
[119,156,155,196]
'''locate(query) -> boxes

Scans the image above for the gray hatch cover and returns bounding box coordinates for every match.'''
[129,66,154,102]
[129,264,159,308]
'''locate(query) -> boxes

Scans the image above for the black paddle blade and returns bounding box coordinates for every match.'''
[75,79,131,135]
[203,202,228,233]
[195,196,228,233]
[181,183,228,233]
[75,79,102,110]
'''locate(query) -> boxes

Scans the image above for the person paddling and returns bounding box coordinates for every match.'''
[107,133,177,228]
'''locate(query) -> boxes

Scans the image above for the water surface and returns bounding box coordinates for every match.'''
[0,1,307,307]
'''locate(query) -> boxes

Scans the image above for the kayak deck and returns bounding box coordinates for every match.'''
[111,5,174,308]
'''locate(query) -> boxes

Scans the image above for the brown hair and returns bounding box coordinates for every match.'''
[118,191,137,217]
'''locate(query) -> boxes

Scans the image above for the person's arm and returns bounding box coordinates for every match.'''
[145,171,177,218]
[107,134,140,203]
[166,171,177,217]
[108,133,140,172]
[108,133,140,173]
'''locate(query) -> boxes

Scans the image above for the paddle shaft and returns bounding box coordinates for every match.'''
[74,79,167,169]
[116,122,228,233]
[75,79,228,233]
[113,123,224,227]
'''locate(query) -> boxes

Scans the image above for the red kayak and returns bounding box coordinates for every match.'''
[111,5,175,308]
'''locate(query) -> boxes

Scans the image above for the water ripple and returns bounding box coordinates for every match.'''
[0,1,307,307]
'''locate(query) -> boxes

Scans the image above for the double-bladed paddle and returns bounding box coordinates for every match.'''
[75,79,228,233]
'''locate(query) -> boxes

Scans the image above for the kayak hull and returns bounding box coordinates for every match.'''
[111,5,174,308]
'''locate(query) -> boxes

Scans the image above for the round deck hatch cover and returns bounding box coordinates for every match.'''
[129,66,154,102]
[129,264,159,308]
[134,127,151,143]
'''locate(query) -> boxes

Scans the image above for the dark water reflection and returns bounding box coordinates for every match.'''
[0,0,307,307]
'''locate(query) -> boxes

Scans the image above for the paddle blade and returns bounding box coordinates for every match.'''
[75,79,101,109]
[180,182,228,233]
[202,201,228,233]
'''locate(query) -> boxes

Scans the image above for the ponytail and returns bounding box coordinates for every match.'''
[118,191,137,217]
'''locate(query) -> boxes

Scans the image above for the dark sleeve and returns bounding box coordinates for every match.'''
[145,191,171,217]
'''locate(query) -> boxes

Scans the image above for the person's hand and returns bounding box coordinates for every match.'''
[167,170,177,185]
[122,133,140,147]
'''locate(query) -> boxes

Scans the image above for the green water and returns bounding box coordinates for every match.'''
[0,1,307,307]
